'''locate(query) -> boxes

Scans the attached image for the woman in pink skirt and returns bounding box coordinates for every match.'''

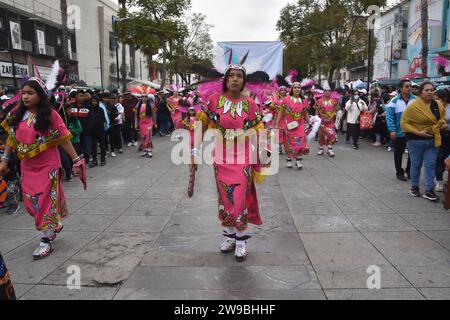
[0,78,83,260]
[137,95,156,158]
[275,83,310,169]
[195,64,266,262]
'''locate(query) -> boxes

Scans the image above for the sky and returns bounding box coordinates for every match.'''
[189,0,291,43]
[112,0,399,44]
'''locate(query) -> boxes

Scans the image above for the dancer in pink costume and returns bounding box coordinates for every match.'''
[180,106,199,197]
[275,82,310,170]
[167,89,182,130]
[195,64,267,262]
[315,84,339,157]
[137,95,156,158]
[0,78,83,260]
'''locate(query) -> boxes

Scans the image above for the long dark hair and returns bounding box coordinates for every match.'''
[9,80,52,133]
[289,84,305,99]
[222,69,246,93]
[138,98,153,117]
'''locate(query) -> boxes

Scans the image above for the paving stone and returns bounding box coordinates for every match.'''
[422,231,450,251]
[399,213,450,231]
[325,288,424,300]
[300,233,411,289]
[292,214,356,233]
[42,232,158,286]
[106,215,170,233]
[0,229,39,254]
[5,231,99,285]
[77,198,135,215]
[114,288,326,300]
[123,265,321,290]
[346,214,416,232]
[364,232,450,288]
[20,285,118,300]
[333,196,395,214]
[418,288,450,300]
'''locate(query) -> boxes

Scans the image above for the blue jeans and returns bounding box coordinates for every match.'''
[407,139,438,191]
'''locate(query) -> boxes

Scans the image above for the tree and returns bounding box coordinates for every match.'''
[170,13,214,85]
[60,0,70,68]
[277,0,386,85]
[421,0,428,77]
[118,0,191,89]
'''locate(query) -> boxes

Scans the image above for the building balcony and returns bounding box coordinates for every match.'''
[45,45,55,56]
[21,39,33,53]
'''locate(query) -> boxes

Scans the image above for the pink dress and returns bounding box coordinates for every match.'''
[280,96,310,158]
[273,96,286,145]
[168,96,182,129]
[315,98,338,146]
[2,110,72,231]
[138,104,154,149]
[200,94,264,232]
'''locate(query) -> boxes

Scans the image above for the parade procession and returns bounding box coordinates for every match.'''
[0,0,450,307]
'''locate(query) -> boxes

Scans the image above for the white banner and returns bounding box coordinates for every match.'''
[0,61,29,78]
[10,21,22,50]
[35,65,53,82]
[214,41,284,79]
[36,29,46,55]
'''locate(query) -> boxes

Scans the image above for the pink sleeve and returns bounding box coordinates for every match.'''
[51,110,71,137]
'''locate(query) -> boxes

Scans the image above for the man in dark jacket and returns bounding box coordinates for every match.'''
[122,92,139,146]
[90,95,108,167]
[71,90,94,159]
[157,92,172,136]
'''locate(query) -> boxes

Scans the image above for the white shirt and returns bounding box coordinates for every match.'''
[115,103,125,125]
[345,99,368,124]
[0,95,8,100]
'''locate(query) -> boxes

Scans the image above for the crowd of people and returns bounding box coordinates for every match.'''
[0,67,449,293]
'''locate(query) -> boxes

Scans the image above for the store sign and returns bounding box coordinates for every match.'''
[0,61,29,78]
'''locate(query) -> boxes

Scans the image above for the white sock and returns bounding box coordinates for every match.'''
[42,230,52,239]
[225,227,235,236]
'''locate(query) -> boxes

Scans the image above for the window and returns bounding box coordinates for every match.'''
[109,32,116,51]
[385,27,391,44]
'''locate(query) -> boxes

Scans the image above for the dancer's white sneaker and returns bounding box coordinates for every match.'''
[220,238,236,253]
[235,241,248,262]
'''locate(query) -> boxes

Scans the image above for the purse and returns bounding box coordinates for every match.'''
[360,111,374,130]
[287,121,299,130]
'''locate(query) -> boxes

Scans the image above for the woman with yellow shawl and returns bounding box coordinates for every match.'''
[401,81,447,201]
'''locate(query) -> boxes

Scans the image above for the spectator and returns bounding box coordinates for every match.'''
[111,94,124,156]
[401,81,447,201]
[90,95,107,167]
[71,90,94,159]
[157,92,172,136]
[386,80,415,181]
[434,89,450,192]
[345,91,368,150]
[122,92,139,147]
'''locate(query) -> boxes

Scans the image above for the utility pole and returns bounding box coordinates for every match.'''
[367,28,373,92]
[6,17,18,89]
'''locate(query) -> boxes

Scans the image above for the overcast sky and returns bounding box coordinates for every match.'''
[189,0,291,43]
[113,0,399,43]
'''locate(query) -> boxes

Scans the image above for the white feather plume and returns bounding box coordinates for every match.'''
[306,116,322,143]
[45,60,60,93]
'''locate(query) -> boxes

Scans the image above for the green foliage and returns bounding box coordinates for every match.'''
[277,0,386,82]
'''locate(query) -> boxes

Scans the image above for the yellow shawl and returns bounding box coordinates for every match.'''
[401,97,446,147]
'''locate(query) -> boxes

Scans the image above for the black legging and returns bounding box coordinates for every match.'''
[91,130,106,163]
[436,132,450,181]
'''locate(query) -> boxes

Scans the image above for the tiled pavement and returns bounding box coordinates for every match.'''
[0,135,449,300]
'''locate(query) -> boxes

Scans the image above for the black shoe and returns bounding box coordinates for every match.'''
[410,187,421,197]
[396,175,408,182]
[352,145,359,150]
[423,190,439,202]
[89,162,98,168]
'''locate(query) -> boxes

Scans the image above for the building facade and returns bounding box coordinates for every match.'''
[373,3,410,80]
[0,0,79,89]
[407,0,450,80]
[0,0,150,91]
